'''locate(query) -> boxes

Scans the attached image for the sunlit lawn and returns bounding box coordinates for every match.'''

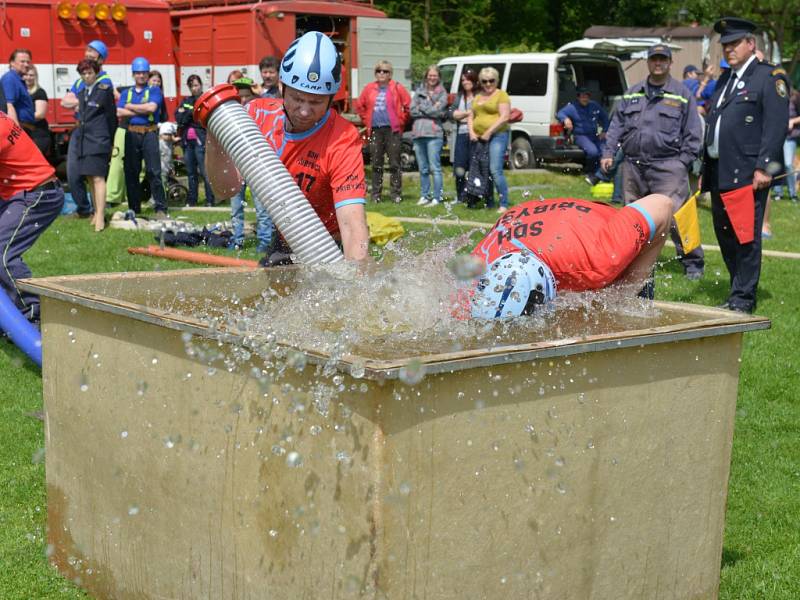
[1,169,798,598]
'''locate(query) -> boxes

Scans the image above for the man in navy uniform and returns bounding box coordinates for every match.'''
[701,17,789,313]
[556,87,609,185]
[117,57,168,218]
[601,43,705,280]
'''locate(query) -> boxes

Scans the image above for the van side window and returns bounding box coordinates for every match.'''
[465,63,506,83]
[439,64,456,93]
[507,63,548,96]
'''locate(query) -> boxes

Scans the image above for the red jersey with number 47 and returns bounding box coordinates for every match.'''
[0,112,54,201]
[247,98,366,237]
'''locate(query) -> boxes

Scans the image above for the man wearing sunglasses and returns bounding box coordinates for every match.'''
[355,61,411,203]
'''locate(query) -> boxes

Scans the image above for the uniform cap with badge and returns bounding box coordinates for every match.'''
[713,17,757,44]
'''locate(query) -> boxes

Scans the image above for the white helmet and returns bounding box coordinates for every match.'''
[471,252,556,319]
[280,31,341,95]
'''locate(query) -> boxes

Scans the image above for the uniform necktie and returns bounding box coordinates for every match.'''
[721,73,737,104]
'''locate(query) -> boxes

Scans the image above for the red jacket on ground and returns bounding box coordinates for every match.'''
[355,79,411,135]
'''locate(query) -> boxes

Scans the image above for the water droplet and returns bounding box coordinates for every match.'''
[268,529,278,538]
[120,430,128,439]
[349,362,365,379]
[556,483,567,495]
[309,425,322,436]
[398,482,411,495]
[399,359,426,386]
[336,450,351,463]
[448,254,485,280]
[128,505,140,516]
[136,381,148,396]
[271,445,286,456]
[69,307,77,315]
[151,357,158,365]
[286,451,303,467]
[32,448,46,464]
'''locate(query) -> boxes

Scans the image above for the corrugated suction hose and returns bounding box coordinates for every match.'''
[195,85,343,265]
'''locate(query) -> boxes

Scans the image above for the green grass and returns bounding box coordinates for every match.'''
[1,170,799,598]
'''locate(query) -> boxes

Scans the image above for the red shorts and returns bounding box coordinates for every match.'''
[472,199,653,291]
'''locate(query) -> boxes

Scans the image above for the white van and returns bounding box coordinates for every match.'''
[437,40,675,169]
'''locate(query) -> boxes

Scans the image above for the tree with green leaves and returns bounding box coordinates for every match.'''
[374,0,799,79]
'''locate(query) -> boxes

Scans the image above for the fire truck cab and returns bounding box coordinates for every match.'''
[0,0,175,135]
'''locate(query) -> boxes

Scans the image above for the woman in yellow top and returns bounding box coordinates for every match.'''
[468,66,511,212]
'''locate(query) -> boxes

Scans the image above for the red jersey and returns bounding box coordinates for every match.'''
[472,199,653,291]
[0,112,54,201]
[247,98,366,237]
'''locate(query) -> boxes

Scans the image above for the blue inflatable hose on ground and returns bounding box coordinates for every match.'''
[0,290,42,366]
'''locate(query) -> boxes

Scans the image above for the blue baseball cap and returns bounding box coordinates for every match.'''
[647,44,672,59]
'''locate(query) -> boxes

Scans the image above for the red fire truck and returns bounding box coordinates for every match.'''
[168,0,411,113]
[0,0,410,146]
[0,0,176,142]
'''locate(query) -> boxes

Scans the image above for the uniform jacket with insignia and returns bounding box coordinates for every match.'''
[603,75,702,166]
[73,80,117,157]
[701,60,790,191]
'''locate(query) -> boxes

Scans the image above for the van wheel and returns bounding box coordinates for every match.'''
[510,137,534,170]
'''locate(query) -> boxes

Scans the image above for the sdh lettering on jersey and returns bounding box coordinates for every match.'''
[335,173,366,194]
[496,221,543,245]
[495,201,593,246]
[296,149,321,171]
[498,200,592,225]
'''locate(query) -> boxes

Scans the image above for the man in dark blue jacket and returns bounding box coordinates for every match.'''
[602,44,704,279]
[701,17,789,313]
[557,87,609,185]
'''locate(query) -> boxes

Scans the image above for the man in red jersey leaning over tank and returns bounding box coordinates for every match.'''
[468,195,673,319]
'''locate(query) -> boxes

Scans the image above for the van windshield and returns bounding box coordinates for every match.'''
[439,64,456,93]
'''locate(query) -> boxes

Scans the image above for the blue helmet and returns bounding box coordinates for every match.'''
[87,40,108,61]
[280,31,341,95]
[471,252,556,320]
[131,57,150,73]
